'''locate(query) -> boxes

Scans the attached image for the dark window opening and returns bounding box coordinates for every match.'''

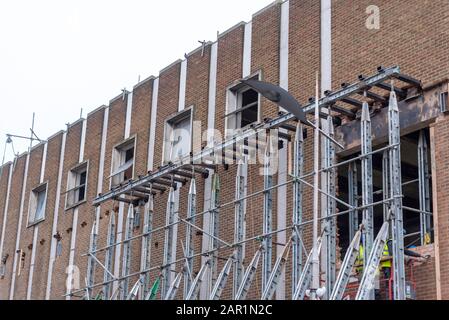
[337,128,433,257]
[78,171,87,202]
[124,147,134,181]
[240,89,258,128]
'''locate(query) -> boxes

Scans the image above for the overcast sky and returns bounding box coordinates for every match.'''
[0,0,273,164]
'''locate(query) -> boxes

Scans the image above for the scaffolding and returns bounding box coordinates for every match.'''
[70,66,430,300]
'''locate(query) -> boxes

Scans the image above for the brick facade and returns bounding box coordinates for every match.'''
[0,0,448,300]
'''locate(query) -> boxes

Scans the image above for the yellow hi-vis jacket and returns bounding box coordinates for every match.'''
[355,242,391,273]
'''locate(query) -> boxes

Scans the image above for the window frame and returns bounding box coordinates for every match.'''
[225,72,262,138]
[110,136,137,188]
[64,160,89,211]
[162,106,194,165]
[27,182,48,227]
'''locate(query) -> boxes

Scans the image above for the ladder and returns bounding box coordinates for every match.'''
[164,272,183,300]
[355,221,389,300]
[329,230,361,300]
[209,252,235,300]
[261,238,292,300]
[292,237,323,300]
[235,246,263,300]
[186,259,210,300]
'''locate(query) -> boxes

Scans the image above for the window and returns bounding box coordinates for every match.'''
[65,162,88,209]
[111,138,135,187]
[225,75,260,134]
[28,183,48,226]
[163,108,193,164]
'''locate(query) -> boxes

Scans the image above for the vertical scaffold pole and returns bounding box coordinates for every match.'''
[103,211,116,300]
[162,187,176,298]
[140,193,153,299]
[86,216,98,299]
[388,87,406,300]
[120,204,134,300]
[262,135,274,293]
[184,178,197,298]
[382,151,390,222]
[292,122,304,296]
[361,100,374,299]
[418,130,431,245]
[233,161,245,298]
[348,163,358,240]
[208,174,221,295]
[323,115,336,298]
[310,73,321,300]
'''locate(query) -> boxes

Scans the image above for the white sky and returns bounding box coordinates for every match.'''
[0,0,273,164]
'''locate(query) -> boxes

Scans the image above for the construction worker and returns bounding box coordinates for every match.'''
[380,240,392,280]
[355,243,364,277]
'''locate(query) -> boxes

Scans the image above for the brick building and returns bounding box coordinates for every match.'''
[1,0,449,300]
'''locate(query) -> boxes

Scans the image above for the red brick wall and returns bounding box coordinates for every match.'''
[30,132,64,300]
[431,117,449,299]
[13,144,44,299]
[0,155,27,299]
[50,121,82,299]
[1,0,448,300]
[72,108,105,300]
[332,0,449,88]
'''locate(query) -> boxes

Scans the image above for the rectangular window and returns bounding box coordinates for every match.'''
[111,137,136,187]
[65,162,88,210]
[225,75,260,135]
[163,108,193,164]
[28,182,48,226]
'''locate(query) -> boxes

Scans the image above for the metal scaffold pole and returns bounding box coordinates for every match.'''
[103,211,116,300]
[262,136,274,293]
[86,216,98,299]
[235,246,263,300]
[186,259,210,300]
[120,204,134,300]
[310,72,321,300]
[418,130,431,245]
[382,151,390,222]
[233,160,246,298]
[388,87,406,300]
[293,237,323,300]
[184,178,197,298]
[162,187,176,298]
[323,114,336,298]
[210,252,235,300]
[292,122,304,296]
[208,174,221,296]
[165,271,183,300]
[348,162,358,240]
[262,238,292,300]
[361,100,374,299]
[140,194,153,299]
